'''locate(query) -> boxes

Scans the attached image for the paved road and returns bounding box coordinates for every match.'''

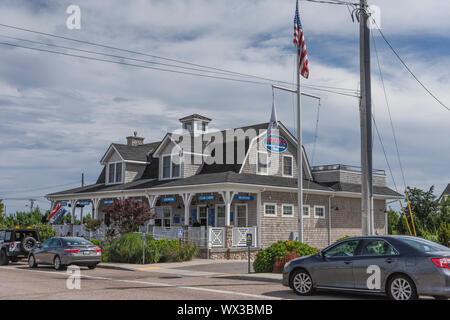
[0,262,386,300]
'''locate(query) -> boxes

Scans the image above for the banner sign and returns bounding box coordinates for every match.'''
[264,135,287,153]
[104,200,114,205]
[234,195,254,201]
[198,195,215,201]
[162,197,177,203]
[78,201,91,206]
[51,208,68,225]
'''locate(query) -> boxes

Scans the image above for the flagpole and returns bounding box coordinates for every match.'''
[296,24,303,244]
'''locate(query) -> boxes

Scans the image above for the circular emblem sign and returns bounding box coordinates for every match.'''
[264,135,287,153]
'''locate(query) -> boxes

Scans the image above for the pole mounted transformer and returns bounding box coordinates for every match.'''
[359,0,374,236]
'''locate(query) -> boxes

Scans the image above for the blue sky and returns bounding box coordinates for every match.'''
[0,0,449,215]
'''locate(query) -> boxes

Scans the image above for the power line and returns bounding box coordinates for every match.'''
[0,23,359,96]
[0,181,80,195]
[371,20,450,112]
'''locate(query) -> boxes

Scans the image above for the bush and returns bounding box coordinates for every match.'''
[438,222,450,247]
[89,239,102,247]
[31,224,56,241]
[336,235,351,242]
[106,233,198,264]
[253,241,317,273]
[84,219,102,232]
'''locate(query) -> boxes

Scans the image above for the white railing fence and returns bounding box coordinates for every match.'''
[208,227,225,248]
[52,224,107,242]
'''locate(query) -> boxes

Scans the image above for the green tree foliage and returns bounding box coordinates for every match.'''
[0,199,4,215]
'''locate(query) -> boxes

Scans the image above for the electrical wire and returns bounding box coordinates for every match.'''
[0,181,81,195]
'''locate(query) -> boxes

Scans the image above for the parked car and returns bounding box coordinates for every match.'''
[0,228,40,265]
[283,236,450,300]
[28,237,101,270]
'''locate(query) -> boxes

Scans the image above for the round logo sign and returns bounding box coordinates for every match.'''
[264,135,287,153]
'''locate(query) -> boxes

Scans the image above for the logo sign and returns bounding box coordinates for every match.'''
[264,135,287,153]
[234,195,254,201]
[60,202,68,207]
[103,200,114,205]
[198,195,215,201]
[162,197,177,203]
[78,201,91,206]
[177,228,184,239]
[246,233,253,247]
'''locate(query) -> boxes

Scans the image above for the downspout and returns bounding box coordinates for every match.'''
[328,193,335,245]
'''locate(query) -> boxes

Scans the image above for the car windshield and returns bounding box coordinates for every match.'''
[62,238,93,246]
[398,238,449,252]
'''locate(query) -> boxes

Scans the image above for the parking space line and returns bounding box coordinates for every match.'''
[1,266,283,300]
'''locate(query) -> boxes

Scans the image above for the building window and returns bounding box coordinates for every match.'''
[108,163,115,183]
[283,155,293,177]
[155,207,172,227]
[162,156,171,178]
[314,205,325,219]
[172,155,180,178]
[257,152,268,175]
[201,122,207,131]
[198,206,208,226]
[282,204,294,217]
[235,204,247,227]
[115,162,122,183]
[162,154,182,179]
[303,205,310,217]
[216,205,225,227]
[264,203,277,216]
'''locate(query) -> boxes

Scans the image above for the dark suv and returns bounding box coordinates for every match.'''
[0,228,40,265]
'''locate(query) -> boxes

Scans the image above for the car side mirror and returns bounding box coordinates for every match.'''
[318,251,325,259]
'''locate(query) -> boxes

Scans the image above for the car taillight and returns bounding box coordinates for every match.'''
[94,248,102,253]
[9,242,15,249]
[432,258,450,269]
[64,249,80,254]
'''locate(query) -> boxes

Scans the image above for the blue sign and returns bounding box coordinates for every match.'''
[162,197,177,203]
[104,200,114,205]
[264,135,287,153]
[78,201,91,206]
[141,234,147,241]
[198,195,215,201]
[60,202,68,206]
[177,228,184,239]
[234,195,254,201]
[246,233,253,247]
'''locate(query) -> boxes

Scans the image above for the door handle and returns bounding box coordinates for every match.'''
[344,261,352,265]
[386,258,394,263]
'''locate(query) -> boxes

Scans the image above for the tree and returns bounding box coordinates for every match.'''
[0,199,4,215]
[387,209,399,234]
[103,199,155,234]
[405,186,439,236]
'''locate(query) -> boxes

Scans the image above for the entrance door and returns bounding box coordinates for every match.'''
[215,205,225,227]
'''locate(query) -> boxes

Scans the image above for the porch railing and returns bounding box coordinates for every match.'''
[232,227,257,247]
[207,227,225,248]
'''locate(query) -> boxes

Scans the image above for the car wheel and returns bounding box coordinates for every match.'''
[53,256,64,271]
[290,269,314,296]
[28,254,37,268]
[387,275,418,300]
[88,264,97,270]
[0,249,9,266]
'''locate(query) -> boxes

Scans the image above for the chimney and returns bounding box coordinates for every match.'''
[126,131,144,146]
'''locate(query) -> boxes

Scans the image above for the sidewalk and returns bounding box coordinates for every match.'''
[98,258,283,283]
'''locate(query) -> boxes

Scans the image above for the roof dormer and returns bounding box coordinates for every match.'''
[179,114,211,136]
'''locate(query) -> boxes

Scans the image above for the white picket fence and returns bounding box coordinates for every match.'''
[52,224,107,241]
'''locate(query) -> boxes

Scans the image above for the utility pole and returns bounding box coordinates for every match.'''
[29,199,35,212]
[80,173,84,224]
[359,0,374,235]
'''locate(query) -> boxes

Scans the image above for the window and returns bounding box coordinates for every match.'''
[360,240,398,256]
[108,163,115,183]
[257,152,268,174]
[264,203,277,216]
[235,204,247,227]
[115,162,122,183]
[397,238,449,253]
[324,240,360,258]
[198,206,208,226]
[184,122,192,133]
[283,155,293,177]
[172,155,180,178]
[154,207,171,227]
[5,231,11,241]
[303,205,310,217]
[216,205,225,227]
[201,122,207,131]
[0,231,4,241]
[162,156,171,178]
[282,204,294,217]
[314,205,325,218]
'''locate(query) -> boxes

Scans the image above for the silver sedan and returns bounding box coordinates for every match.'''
[28,237,102,270]
[283,236,450,300]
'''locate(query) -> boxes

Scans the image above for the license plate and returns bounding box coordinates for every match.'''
[83,251,92,255]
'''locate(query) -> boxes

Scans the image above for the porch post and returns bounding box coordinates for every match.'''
[92,198,100,219]
[220,191,236,226]
[70,200,77,224]
[145,193,158,208]
[180,193,193,226]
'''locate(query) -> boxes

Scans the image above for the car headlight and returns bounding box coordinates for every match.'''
[284,259,293,269]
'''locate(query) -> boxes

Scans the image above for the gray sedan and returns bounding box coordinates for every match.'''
[283,236,450,300]
[28,237,101,270]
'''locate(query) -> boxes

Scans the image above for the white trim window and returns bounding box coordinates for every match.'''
[197,205,208,226]
[235,204,248,227]
[155,207,172,227]
[282,204,294,217]
[264,203,277,217]
[107,162,123,184]
[257,152,268,175]
[314,205,326,219]
[161,154,182,179]
[215,205,226,227]
[303,205,310,217]
[282,155,293,177]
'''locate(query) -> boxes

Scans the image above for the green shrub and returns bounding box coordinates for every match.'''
[31,224,56,241]
[89,239,102,247]
[438,222,450,247]
[253,241,317,273]
[107,233,198,264]
[336,235,351,242]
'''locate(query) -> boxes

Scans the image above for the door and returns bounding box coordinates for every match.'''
[235,204,248,227]
[34,238,53,264]
[352,239,399,291]
[313,240,360,289]
[47,238,63,264]
[216,205,225,227]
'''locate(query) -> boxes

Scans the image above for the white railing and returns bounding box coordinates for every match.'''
[52,224,107,242]
[188,227,207,247]
[232,227,257,247]
[152,226,180,240]
[208,227,225,248]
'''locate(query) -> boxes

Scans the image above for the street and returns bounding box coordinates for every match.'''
[0,262,386,300]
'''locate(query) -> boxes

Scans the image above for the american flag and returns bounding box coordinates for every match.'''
[293,1,309,79]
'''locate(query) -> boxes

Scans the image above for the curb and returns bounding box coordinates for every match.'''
[214,274,282,283]
[97,263,136,271]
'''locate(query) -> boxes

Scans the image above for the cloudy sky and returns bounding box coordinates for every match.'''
[0,0,449,214]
